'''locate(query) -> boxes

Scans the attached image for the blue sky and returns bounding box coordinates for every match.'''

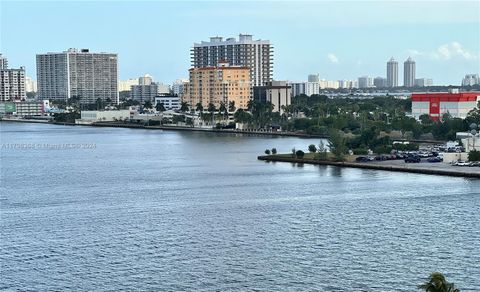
[1,0,479,85]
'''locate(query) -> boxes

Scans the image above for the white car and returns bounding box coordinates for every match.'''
[454,161,470,166]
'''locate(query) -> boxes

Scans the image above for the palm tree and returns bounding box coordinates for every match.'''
[228,101,236,113]
[180,102,189,112]
[156,102,166,113]
[219,102,227,122]
[418,272,459,292]
[195,102,203,113]
[207,102,216,126]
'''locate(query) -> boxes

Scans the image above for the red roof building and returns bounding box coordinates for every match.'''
[411,91,480,121]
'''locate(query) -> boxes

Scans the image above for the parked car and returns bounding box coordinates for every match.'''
[469,161,480,167]
[453,161,470,166]
[405,155,421,163]
[427,157,442,163]
[356,156,369,162]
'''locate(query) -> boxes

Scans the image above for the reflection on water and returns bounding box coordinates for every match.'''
[1,122,479,291]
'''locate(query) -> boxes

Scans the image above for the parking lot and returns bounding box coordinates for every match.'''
[369,158,480,175]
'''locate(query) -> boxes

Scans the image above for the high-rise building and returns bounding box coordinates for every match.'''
[138,74,153,85]
[131,84,159,103]
[36,48,118,104]
[289,81,319,97]
[172,79,188,97]
[462,74,480,86]
[191,34,272,87]
[308,74,319,83]
[253,81,291,114]
[0,54,8,69]
[183,62,251,110]
[0,66,26,102]
[415,78,433,87]
[118,78,139,92]
[403,57,416,87]
[25,77,37,93]
[374,77,387,88]
[386,57,398,87]
[358,76,374,88]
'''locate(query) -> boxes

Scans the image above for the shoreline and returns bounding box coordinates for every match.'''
[258,155,480,179]
[0,119,445,143]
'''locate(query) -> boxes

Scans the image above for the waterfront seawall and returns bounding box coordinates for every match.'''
[258,155,480,178]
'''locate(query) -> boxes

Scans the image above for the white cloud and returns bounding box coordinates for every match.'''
[431,42,478,60]
[407,42,478,61]
[327,53,339,63]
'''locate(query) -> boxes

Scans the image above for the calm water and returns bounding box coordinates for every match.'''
[1,122,479,291]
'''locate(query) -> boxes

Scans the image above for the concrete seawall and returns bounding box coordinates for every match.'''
[258,155,480,179]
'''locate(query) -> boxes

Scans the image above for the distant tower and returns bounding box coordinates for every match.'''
[386,57,398,87]
[404,57,416,87]
[0,54,8,69]
[308,74,319,83]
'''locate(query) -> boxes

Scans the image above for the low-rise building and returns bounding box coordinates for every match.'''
[154,95,181,110]
[411,90,480,121]
[76,110,132,124]
[0,101,45,116]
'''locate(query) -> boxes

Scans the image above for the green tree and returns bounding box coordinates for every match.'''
[180,102,189,112]
[308,144,317,153]
[228,101,236,113]
[156,102,166,112]
[469,150,480,161]
[95,98,105,110]
[265,149,271,155]
[196,102,204,113]
[219,102,227,121]
[144,100,153,109]
[418,272,459,292]
[328,130,347,161]
[271,148,277,155]
[295,150,305,159]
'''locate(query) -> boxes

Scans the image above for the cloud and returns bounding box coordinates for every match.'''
[327,53,339,63]
[431,42,478,60]
[409,42,478,61]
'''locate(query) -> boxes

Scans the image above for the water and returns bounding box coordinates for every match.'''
[1,122,479,291]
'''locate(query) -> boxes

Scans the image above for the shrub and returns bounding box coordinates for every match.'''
[271,148,277,155]
[353,148,369,155]
[308,144,317,153]
[296,150,305,159]
[469,150,480,161]
[291,147,296,157]
[265,149,271,155]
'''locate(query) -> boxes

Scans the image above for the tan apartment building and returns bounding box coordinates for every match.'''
[184,62,251,110]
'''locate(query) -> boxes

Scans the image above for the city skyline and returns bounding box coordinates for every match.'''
[1,1,479,85]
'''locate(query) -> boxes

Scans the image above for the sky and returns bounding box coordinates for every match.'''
[1,0,479,85]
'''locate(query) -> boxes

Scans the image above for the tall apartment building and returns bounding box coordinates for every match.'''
[403,57,416,87]
[386,57,398,87]
[131,83,159,103]
[183,62,251,110]
[191,34,272,87]
[172,79,188,97]
[415,78,433,87]
[0,54,8,69]
[119,78,139,92]
[0,55,26,102]
[253,81,291,114]
[36,48,118,104]
[358,76,374,88]
[290,81,320,97]
[462,74,480,86]
[374,77,387,88]
[0,67,26,102]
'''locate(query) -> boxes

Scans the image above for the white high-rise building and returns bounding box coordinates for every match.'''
[139,74,153,85]
[192,34,273,87]
[25,77,37,93]
[0,54,8,69]
[387,57,398,87]
[358,76,374,88]
[119,78,139,92]
[289,81,320,97]
[0,66,26,102]
[36,48,118,104]
[462,74,479,86]
[172,79,188,97]
[415,78,433,87]
[403,57,416,87]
